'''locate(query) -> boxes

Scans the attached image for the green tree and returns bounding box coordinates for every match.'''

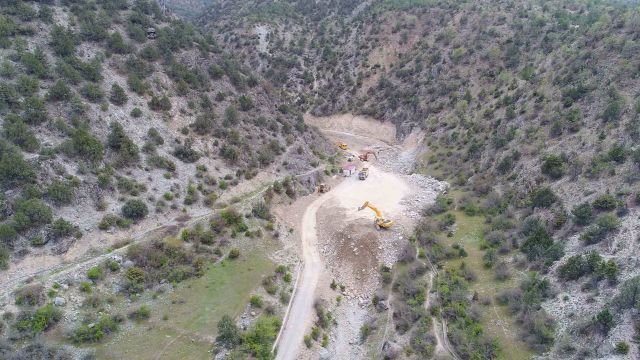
[541,155,565,179]
[69,129,104,162]
[50,25,77,57]
[216,315,241,348]
[22,96,48,124]
[3,113,39,152]
[47,80,72,102]
[121,199,148,220]
[13,199,53,232]
[109,84,128,105]
[571,203,593,226]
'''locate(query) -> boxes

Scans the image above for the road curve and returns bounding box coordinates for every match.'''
[275,192,327,360]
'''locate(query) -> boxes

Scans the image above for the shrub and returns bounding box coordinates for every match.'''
[124,266,145,294]
[3,113,39,152]
[109,84,128,105]
[592,194,618,211]
[243,315,281,358]
[0,223,18,246]
[50,218,74,239]
[615,341,630,354]
[530,187,558,208]
[238,95,253,111]
[68,129,104,162]
[172,139,200,163]
[71,315,119,343]
[251,201,272,220]
[607,143,626,163]
[107,122,139,167]
[121,199,148,220]
[14,304,61,335]
[250,295,263,308]
[571,202,593,226]
[130,107,142,118]
[107,32,129,54]
[592,308,614,334]
[0,141,36,188]
[15,285,43,306]
[148,95,171,111]
[81,83,104,102]
[541,155,565,179]
[228,248,240,259]
[13,199,53,232]
[216,315,240,348]
[20,49,48,78]
[128,305,151,321]
[17,75,39,96]
[87,266,103,281]
[46,180,75,206]
[47,80,72,102]
[22,96,48,124]
[0,244,9,269]
[50,25,77,57]
[79,281,92,293]
[613,276,640,310]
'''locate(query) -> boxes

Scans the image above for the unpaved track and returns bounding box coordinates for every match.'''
[275,191,327,360]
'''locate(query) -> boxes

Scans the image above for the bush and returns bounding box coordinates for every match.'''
[15,284,43,306]
[107,32,129,54]
[580,214,620,245]
[250,295,263,308]
[243,315,281,358]
[17,75,39,96]
[71,315,119,343]
[13,199,53,232]
[50,218,74,239]
[172,139,200,163]
[228,248,240,259]
[0,223,18,246]
[530,187,558,208]
[124,266,145,294]
[592,308,614,334]
[121,199,148,221]
[50,25,77,57]
[592,194,618,211]
[613,276,640,310]
[3,113,39,152]
[0,244,9,269]
[607,143,626,163]
[130,107,143,118]
[128,305,151,321]
[81,83,104,102]
[0,140,37,188]
[47,80,72,102]
[571,203,593,226]
[615,341,630,354]
[107,122,139,167]
[46,180,75,206]
[238,95,253,111]
[14,304,61,335]
[22,96,48,124]
[87,266,103,281]
[148,95,171,111]
[541,155,565,179]
[216,315,240,348]
[109,84,128,105]
[68,129,104,162]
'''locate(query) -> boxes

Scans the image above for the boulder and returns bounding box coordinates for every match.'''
[53,297,66,306]
[318,348,330,360]
[122,260,135,268]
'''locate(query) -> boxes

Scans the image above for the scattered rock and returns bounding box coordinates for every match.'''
[318,347,331,359]
[122,260,134,268]
[53,297,66,306]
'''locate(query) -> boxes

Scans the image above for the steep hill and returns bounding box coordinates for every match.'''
[183,0,640,358]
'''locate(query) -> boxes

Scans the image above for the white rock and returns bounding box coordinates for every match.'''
[54,297,66,306]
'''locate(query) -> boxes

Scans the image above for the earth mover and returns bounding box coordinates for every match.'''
[338,143,348,150]
[358,201,393,229]
[358,150,377,162]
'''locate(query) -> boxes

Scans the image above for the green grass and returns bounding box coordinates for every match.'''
[439,210,532,360]
[93,248,276,360]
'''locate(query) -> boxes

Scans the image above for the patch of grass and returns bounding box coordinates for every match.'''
[440,210,533,359]
[94,248,275,360]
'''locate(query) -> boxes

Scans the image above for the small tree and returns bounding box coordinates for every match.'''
[109,84,128,105]
[541,155,565,179]
[216,315,240,348]
[121,199,148,220]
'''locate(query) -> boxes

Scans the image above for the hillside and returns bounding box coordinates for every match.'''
[182,0,640,358]
[2,0,640,359]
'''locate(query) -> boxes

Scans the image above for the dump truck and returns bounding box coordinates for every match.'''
[358,167,369,180]
[358,201,393,229]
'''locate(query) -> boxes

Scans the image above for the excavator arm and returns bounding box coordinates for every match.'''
[358,201,382,218]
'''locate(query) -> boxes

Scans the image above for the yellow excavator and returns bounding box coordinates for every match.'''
[358,201,393,229]
[337,143,348,150]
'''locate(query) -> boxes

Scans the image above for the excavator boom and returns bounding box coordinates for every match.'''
[358,201,393,229]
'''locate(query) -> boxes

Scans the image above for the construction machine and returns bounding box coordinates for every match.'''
[358,167,369,180]
[358,201,393,229]
[317,183,330,193]
[358,150,377,162]
[337,143,348,150]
